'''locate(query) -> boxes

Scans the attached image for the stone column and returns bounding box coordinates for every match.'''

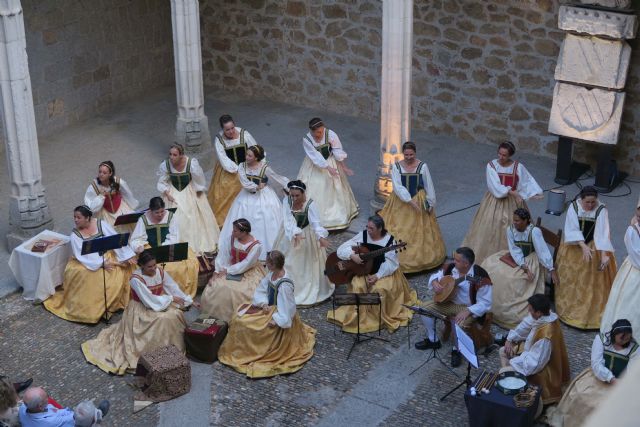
[0,0,52,249]
[372,0,413,211]
[170,0,211,157]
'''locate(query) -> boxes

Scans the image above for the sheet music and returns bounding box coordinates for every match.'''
[455,324,478,368]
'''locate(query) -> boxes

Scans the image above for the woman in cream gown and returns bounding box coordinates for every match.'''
[207,114,258,225]
[157,143,219,254]
[555,186,616,330]
[81,251,191,375]
[548,319,638,427]
[200,218,265,322]
[297,117,358,230]
[44,206,136,324]
[600,199,640,333]
[129,197,199,298]
[218,250,316,378]
[379,141,446,273]
[273,180,333,306]
[482,208,558,329]
[218,144,289,261]
[84,160,138,232]
[462,141,543,264]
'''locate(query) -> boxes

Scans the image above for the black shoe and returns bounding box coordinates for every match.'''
[97,400,110,417]
[414,338,442,351]
[13,378,33,393]
[451,350,462,368]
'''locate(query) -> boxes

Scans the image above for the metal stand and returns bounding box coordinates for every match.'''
[440,362,473,401]
[409,314,459,378]
[594,144,627,193]
[100,251,110,324]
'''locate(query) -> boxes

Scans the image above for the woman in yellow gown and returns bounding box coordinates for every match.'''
[44,206,136,323]
[82,250,192,375]
[379,141,446,273]
[218,250,316,378]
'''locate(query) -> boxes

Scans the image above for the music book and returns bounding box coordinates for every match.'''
[455,324,478,368]
[81,233,130,256]
[114,208,178,226]
[31,239,61,253]
[226,273,244,281]
[236,303,261,317]
[148,242,188,263]
[499,253,518,268]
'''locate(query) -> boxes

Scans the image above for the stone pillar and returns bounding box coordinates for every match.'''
[170,0,211,158]
[372,0,413,211]
[0,0,52,250]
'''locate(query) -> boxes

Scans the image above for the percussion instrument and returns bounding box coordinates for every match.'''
[496,371,528,395]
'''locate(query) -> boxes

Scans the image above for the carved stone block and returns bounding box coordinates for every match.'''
[558,5,637,39]
[555,34,631,89]
[578,0,631,8]
[548,83,625,144]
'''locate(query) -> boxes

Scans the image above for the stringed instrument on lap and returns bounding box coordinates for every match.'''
[324,241,407,285]
[434,274,488,303]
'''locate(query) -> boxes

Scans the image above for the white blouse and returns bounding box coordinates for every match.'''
[84,177,138,214]
[507,224,554,270]
[391,161,436,207]
[129,211,180,253]
[281,196,328,241]
[623,224,640,269]
[591,334,639,383]
[337,232,399,279]
[427,265,492,317]
[238,161,289,193]
[486,160,542,200]
[157,157,207,193]
[214,127,258,173]
[563,201,614,252]
[507,313,557,376]
[252,270,296,328]
[302,129,347,169]
[130,267,192,311]
[214,237,262,275]
[70,220,135,271]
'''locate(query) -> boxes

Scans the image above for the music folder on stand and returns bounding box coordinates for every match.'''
[440,324,478,401]
[81,232,131,324]
[332,292,389,359]
[113,208,177,227]
[147,242,189,268]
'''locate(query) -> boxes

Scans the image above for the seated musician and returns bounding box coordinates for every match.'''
[499,294,570,407]
[415,247,492,368]
[218,250,316,378]
[81,250,192,375]
[326,214,417,333]
[129,197,199,297]
[548,319,638,427]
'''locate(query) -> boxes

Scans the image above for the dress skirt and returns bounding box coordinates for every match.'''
[327,270,417,334]
[43,253,134,324]
[273,226,334,306]
[555,241,617,329]
[297,156,358,231]
[379,190,446,273]
[600,256,640,333]
[218,307,316,378]
[163,183,219,254]
[95,200,135,234]
[81,300,186,375]
[161,247,200,298]
[219,188,283,261]
[199,264,266,322]
[482,251,545,329]
[462,192,526,265]
[207,164,242,227]
[546,368,610,427]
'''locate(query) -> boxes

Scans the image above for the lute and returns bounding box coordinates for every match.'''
[324,241,407,285]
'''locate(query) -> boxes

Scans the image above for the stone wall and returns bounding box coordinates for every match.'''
[201,0,640,175]
[22,0,175,137]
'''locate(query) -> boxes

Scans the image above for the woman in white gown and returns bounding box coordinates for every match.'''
[218,145,289,261]
[157,143,219,254]
[84,161,138,232]
[462,141,543,264]
[273,180,333,306]
[600,198,640,333]
[297,117,358,230]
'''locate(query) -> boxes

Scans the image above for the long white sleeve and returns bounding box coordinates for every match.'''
[302,135,329,168]
[129,217,148,252]
[468,284,492,317]
[265,164,289,190]
[375,238,399,279]
[594,207,614,252]
[422,162,436,208]
[391,163,412,203]
[84,183,105,213]
[507,226,526,267]
[510,337,552,376]
[225,241,261,275]
[308,201,328,239]
[118,178,139,210]
[328,130,347,161]
[624,225,640,269]
[591,336,615,383]
[515,163,543,200]
[215,136,239,173]
[272,281,296,328]
[486,162,511,198]
[282,197,302,241]
[337,232,361,260]
[161,270,192,306]
[70,232,104,271]
[238,163,258,191]
[427,269,445,290]
[563,205,584,244]
[101,221,135,262]
[157,161,171,193]
[252,275,270,305]
[508,314,535,342]
[531,227,554,270]
[130,274,173,311]
[189,158,207,192]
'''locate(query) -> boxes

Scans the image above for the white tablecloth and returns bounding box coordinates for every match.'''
[8,230,71,301]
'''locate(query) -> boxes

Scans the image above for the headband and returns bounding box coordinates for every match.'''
[99,162,113,173]
[288,184,305,191]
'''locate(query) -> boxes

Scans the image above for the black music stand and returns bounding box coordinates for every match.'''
[148,243,189,269]
[332,293,389,359]
[81,233,130,324]
[113,208,177,227]
[441,324,477,401]
[405,304,459,378]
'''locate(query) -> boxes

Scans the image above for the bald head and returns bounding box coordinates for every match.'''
[23,387,48,412]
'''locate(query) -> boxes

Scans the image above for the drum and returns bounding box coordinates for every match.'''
[496,371,528,395]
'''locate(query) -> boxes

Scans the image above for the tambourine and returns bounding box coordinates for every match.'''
[495,371,528,395]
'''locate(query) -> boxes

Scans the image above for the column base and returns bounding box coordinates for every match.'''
[175,116,213,170]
